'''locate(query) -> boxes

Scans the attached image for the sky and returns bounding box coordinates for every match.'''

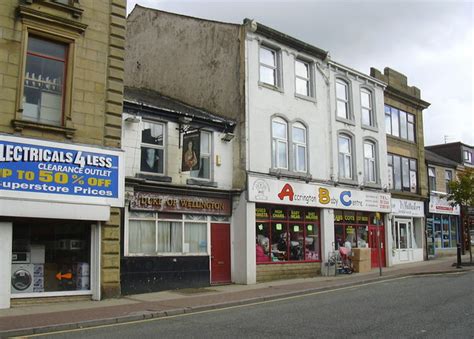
[126,0,473,146]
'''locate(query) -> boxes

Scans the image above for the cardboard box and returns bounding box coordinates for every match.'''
[351,248,371,261]
[352,260,371,273]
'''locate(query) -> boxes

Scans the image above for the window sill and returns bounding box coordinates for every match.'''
[136,173,172,182]
[363,182,382,190]
[258,82,284,93]
[12,119,76,138]
[269,168,312,182]
[335,117,355,126]
[295,93,316,103]
[361,124,379,133]
[386,134,417,145]
[186,178,218,188]
[337,178,358,186]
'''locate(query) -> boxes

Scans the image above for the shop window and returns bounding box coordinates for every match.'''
[127,213,209,255]
[360,88,375,127]
[336,79,351,120]
[259,45,281,88]
[255,205,320,263]
[191,131,212,180]
[334,211,371,250]
[432,215,459,249]
[387,154,417,193]
[363,140,377,183]
[338,134,353,180]
[12,220,91,294]
[140,121,165,175]
[22,35,68,126]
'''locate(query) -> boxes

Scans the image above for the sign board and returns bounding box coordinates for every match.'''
[130,191,231,216]
[391,198,424,217]
[429,195,460,215]
[248,175,390,212]
[0,135,124,207]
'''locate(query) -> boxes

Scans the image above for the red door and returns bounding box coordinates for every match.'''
[211,223,231,284]
[368,225,386,268]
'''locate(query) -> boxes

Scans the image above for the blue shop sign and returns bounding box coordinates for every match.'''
[0,136,123,206]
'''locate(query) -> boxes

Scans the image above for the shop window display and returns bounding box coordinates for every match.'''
[334,210,371,249]
[11,220,91,294]
[255,205,320,263]
[429,214,459,249]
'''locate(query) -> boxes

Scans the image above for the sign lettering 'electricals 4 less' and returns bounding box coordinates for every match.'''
[0,135,123,207]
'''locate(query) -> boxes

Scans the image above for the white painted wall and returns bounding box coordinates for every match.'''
[0,222,12,309]
[122,114,234,189]
[321,208,336,264]
[232,193,257,284]
[328,63,388,189]
[245,33,331,180]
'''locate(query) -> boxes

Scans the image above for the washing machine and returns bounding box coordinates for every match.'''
[11,264,35,293]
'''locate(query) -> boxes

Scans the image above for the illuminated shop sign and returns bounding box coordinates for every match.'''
[248,175,390,212]
[130,192,231,216]
[0,135,123,207]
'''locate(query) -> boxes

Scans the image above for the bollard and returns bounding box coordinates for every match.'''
[456,243,462,268]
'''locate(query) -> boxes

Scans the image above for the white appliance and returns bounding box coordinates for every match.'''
[11,264,35,293]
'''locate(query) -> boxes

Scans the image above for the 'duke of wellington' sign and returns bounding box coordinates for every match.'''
[130,192,231,216]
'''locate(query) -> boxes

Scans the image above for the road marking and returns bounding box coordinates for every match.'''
[13,273,467,338]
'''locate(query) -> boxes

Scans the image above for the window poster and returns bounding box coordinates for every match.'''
[289,209,303,220]
[305,211,319,221]
[256,207,269,219]
[271,208,286,219]
[182,132,200,172]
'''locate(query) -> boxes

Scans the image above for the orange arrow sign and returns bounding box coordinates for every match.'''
[55,272,73,280]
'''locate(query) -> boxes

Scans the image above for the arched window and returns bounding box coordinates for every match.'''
[361,88,374,127]
[336,79,350,119]
[338,134,353,179]
[272,117,288,169]
[292,122,307,172]
[363,140,377,183]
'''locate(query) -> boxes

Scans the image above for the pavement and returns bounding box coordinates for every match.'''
[1,255,472,338]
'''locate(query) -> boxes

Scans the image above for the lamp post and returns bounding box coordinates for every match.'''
[375,212,382,276]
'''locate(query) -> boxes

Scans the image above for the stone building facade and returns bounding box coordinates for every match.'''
[0,0,125,308]
[370,67,430,265]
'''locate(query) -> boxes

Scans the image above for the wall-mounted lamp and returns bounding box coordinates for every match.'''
[125,115,140,123]
[221,133,235,142]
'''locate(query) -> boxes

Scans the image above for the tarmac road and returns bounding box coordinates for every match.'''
[23,271,474,339]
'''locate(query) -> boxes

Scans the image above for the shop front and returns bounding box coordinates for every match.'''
[390,198,425,265]
[248,175,390,281]
[0,135,123,309]
[121,189,232,295]
[426,195,460,257]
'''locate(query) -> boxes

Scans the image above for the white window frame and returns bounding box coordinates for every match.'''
[428,166,436,192]
[360,88,374,127]
[445,169,452,193]
[259,45,280,88]
[126,212,210,256]
[295,58,312,97]
[385,105,416,142]
[140,120,165,175]
[338,134,353,180]
[336,79,350,120]
[191,130,213,181]
[292,122,307,172]
[272,117,289,170]
[363,140,377,183]
[464,150,472,163]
